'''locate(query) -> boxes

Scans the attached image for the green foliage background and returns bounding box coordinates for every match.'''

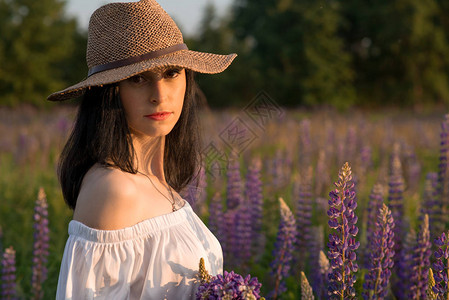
[0,0,448,109]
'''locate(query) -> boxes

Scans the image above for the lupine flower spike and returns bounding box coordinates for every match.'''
[224,155,243,266]
[421,172,439,237]
[198,258,211,284]
[432,230,449,297]
[388,143,405,263]
[31,187,50,300]
[300,271,315,300]
[327,162,359,300]
[410,214,431,299]
[364,183,384,268]
[269,197,297,299]
[234,201,253,270]
[427,268,437,300]
[226,155,243,210]
[245,156,265,261]
[362,203,395,300]
[294,166,313,267]
[1,246,17,299]
[395,229,417,298]
[208,192,225,246]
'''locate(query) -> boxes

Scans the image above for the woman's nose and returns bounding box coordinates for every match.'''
[149,79,168,104]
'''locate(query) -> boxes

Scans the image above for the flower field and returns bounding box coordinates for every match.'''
[0,105,445,299]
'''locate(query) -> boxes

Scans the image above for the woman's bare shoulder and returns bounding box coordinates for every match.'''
[73,164,143,230]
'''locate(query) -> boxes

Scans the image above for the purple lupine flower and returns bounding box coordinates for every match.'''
[223,155,243,268]
[208,192,225,247]
[327,162,359,299]
[364,184,384,268]
[435,114,449,236]
[1,246,17,299]
[196,270,263,300]
[394,229,417,299]
[432,230,449,297]
[224,157,256,270]
[226,155,243,210]
[293,166,313,269]
[295,167,313,248]
[268,197,297,299]
[388,143,405,265]
[245,156,265,261]
[421,173,439,237]
[410,214,431,299]
[234,201,253,270]
[31,188,50,300]
[223,208,238,269]
[362,203,395,300]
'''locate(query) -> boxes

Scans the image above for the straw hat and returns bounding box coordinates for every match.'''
[47,0,237,101]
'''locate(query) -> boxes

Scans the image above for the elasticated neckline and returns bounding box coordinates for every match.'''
[68,200,190,243]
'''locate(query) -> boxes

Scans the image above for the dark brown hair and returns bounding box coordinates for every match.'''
[58,69,203,209]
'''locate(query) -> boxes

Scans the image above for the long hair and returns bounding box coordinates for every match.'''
[58,69,203,209]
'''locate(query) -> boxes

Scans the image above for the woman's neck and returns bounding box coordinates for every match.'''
[131,133,166,184]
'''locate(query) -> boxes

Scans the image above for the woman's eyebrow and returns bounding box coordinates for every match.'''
[141,67,183,78]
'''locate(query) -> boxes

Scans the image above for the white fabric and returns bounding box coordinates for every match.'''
[56,201,223,300]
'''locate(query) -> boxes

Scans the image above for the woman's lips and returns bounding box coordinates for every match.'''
[144,112,172,121]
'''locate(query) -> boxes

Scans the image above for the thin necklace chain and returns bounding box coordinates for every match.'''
[137,171,177,212]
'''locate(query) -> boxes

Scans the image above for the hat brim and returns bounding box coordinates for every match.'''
[47,50,237,101]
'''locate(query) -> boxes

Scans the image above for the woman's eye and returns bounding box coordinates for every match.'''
[164,68,182,79]
[129,75,146,84]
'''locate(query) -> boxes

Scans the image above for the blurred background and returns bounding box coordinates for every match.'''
[0,0,449,298]
[1,0,448,110]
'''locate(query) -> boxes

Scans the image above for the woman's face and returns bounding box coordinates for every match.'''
[119,67,186,138]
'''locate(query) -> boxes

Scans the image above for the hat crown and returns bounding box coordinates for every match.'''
[86,0,184,68]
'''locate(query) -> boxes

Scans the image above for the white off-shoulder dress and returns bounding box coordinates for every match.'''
[56,200,223,300]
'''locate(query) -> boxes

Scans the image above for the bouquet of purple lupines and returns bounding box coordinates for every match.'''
[196,258,265,300]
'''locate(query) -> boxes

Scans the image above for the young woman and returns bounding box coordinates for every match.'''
[47,0,236,299]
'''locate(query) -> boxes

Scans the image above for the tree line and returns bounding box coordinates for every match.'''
[1,0,448,109]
